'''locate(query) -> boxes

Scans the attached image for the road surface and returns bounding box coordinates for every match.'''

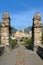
[0,44,43,65]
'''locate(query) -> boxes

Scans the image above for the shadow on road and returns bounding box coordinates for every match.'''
[24,46,33,51]
[0,46,4,56]
[37,46,43,60]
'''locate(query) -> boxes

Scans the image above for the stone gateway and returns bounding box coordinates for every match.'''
[1,12,10,52]
[32,12,42,51]
[0,12,42,53]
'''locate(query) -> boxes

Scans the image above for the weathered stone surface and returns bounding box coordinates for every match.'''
[32,12,42,51]
[1,11,10,52]
[1,11,10,46]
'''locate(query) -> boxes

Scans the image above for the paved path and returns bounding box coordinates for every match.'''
[15,49,25,65]
[0,44,43,65]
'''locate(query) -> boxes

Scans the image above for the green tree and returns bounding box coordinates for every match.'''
[10,39,17,48]
[23,37,32,46]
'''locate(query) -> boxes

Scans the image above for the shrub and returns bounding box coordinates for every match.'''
[23,37,32,46]
[10,39,17,46]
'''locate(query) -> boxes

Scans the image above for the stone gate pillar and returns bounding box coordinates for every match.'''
[1,11,10,52]
[32,12,42,51]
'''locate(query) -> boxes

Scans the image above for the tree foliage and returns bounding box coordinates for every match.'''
[10,39,17,46]
[23,37,32,46]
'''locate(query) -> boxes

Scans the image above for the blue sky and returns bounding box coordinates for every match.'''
[0,0,43,30]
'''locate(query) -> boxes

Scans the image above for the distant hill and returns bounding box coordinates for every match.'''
[24,24,43,32]
[0,24,17,37]
[11,26,17,33]
[42,24,43,32]
[0,24,17,36]
[0,22,17,33]
[24,26,32,32]
[0,22,43,33]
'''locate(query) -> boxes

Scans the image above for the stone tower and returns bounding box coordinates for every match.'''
[22,25,24,33]
[1,11,10,47]
[32,12,42,51]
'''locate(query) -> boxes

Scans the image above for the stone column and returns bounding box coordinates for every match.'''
[32,12,42,51]
[1,11,10,53]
